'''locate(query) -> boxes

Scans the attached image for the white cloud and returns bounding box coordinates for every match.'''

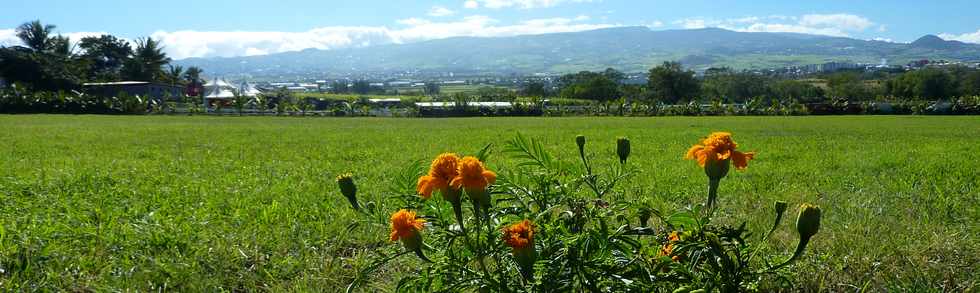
[673,18,707,29]
[1,16,613,59]
[388,15,613,42]
[464,0,479,9]
[799,14,873,31]
[739,23,850,37]
[870,37,894,43]
[150,27,393,59]
[428,6,456,17]
[130,15,612,59]
[472,0,595,9]
[0,29,18,47]
[672,14,876,37]
[939,29,980,44]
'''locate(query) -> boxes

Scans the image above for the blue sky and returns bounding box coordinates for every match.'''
[3,0,980,59]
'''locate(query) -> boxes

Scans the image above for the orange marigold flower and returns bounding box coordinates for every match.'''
[668,231,681,242]
[416,153,460,199]
[450,156,497,192]
[503,220,535,249]
[660,231,683,262]
[389,209,425,241]
[684,132,755,170]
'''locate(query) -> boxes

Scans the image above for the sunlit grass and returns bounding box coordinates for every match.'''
[0,115,977,291]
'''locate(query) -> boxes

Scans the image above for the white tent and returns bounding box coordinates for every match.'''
[238,82,261,97]
[204,78,261,99]
[204,78,236,99]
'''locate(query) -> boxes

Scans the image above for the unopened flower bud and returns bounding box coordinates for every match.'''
[767,201,789,235]
[796,204,821,241]
[773,203,823,269]
[336,173,359,210]
[617,137,631,164]
[575,135,586,154]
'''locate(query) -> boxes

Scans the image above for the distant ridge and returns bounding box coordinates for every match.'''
[175,27,980,76]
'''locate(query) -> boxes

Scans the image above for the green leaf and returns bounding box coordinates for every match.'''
[475,143,493,162]
[666,211,698,230]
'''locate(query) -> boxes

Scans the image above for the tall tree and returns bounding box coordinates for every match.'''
[827,72,873,100]
[79,35,132,81]
[424,82,441,97]
[49,35,73,57]
[15,20,56,52]
[165,65,184,85]
[559,72,621,102]
[521,81,548,97]
[351,80,372,94]
[330,81,349,94]
[183,66,204,84]
[122,37,171,81]
[647,61,700,103]
[1,20,81,91]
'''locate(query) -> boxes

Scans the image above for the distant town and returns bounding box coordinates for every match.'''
[191,59,980,98]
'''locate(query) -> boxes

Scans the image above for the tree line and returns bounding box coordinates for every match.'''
[549,61,980,104]
[0,20,203,92]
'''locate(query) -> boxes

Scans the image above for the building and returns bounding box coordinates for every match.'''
[820,62,861,72]
[82,81,184,100]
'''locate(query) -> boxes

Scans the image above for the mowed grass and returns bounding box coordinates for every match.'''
[0,115,978,291]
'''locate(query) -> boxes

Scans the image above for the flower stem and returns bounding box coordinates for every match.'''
[706,178,721,214]
[769,236,811,271]
[451,198,465,231]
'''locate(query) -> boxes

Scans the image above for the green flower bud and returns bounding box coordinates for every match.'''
[575,135,586,154]
[773,203,823,270]
[796,204,821,241]
[768,201,789,235]
[616,137,631,164]
[336,173,359,210]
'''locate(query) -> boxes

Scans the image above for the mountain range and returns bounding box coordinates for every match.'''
[175,27,980,77]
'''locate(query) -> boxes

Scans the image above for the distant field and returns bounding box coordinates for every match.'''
[0,115,977,291]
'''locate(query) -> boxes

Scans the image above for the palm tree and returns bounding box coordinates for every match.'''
[123,37,172,81]
[16,20,56,51]
[166,65,184,85]
[183,66,203,84]
[49,35,73,57]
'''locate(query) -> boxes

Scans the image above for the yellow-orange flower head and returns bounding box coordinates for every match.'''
[503,220,535,250]
[685,132,756,171]
[450,156,497,193]
[389,209,425,242]
[660,231,683,262]
[416,153,460,199]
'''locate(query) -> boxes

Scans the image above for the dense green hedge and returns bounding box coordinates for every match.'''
[2,89,979,116]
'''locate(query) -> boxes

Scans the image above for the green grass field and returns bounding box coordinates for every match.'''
[1,115,978,291]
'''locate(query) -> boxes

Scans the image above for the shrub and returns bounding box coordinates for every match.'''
[339,132,822,292]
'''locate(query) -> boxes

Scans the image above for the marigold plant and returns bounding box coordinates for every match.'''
[341,132,822,292]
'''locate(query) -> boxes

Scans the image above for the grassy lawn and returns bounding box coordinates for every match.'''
[0,115,977,291]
